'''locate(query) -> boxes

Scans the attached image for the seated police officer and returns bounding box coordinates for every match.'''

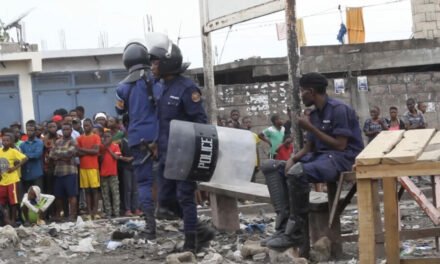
[146,33,214,252]
[264,72,364,252]
[116,41,158,239]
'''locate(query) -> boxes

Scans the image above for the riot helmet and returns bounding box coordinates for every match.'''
[120,41,150,83]
[146,33,189,75]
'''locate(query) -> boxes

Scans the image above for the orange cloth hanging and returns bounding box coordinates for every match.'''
[346,7,365,44]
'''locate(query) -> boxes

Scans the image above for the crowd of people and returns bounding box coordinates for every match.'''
[363,98,427,143]
[0,107,142,226]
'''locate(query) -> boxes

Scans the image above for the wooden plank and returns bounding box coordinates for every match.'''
[356,162,440,179]
[383,178,400,264]
[357,179,377,264]
[382,129,436,164]
[418,132,440,162]
[199,182,271,203]
[400,258,440,264]
[399,176,440,225]
[199,182,331,206]
[341,227,440,243]
[356,130,405,165]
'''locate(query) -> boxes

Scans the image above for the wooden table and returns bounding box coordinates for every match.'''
[355,129,440,264]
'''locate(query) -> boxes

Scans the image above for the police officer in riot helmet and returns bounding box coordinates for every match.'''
[115,40,158,239]
[146,32,215,252]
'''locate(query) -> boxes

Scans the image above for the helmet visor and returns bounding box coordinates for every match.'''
[145,32,173,59]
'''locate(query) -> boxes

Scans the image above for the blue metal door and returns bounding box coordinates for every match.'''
[34,90,76,122]
[76,87,116,118]
[0,76,21,128]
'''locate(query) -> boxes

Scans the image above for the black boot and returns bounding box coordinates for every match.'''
[141,208,156,240]
[182,232,197,253]
[196,222,215,248]
[267,168,310,250]
[260,160,289,247]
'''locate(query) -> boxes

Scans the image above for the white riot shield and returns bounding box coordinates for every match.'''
[164,120,256,183]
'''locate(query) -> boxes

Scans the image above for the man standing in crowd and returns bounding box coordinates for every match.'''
[115,40,158,239]
[148,33,214,252]
[76,119,101,220]
[264,73,364,256]
[50,123,78,221]
[403,98,426,130]
[20,122,44,191]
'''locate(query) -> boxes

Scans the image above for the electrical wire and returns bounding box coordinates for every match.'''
[218,25,233,64]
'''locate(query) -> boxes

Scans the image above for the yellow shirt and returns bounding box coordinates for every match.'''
[0,147,26,186]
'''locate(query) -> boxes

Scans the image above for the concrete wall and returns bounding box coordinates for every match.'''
[215,81,291,132]
[411,0,440,39]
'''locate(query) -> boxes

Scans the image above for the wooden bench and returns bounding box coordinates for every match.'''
[199,173,357,257]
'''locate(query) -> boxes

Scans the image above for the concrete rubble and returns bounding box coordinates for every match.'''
[0,199,439,263]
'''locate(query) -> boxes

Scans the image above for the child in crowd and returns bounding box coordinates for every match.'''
[259,114,285,159]
[363,106,388,143]
[76,119,101,220]
[100,131,121,218]
[0,133,28,225]
[230,109,241,129]
[386,106,405,131]
[21,186,54,225]
[107,116,124,143]
[275,135,294,161]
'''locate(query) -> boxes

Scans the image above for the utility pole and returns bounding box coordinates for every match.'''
[285,0,303,151]
[199,0,218,124]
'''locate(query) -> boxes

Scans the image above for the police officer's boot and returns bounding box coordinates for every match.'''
[196,222,215,248]
[260,160,289,247]
[142,208,156,240]
[182,232,197,253]
[267,163,310,251]
[182,225,215,253]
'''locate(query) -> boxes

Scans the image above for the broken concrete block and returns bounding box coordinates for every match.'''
[240,240,268,258]
[165,252,197,264]
[310,236,331,262]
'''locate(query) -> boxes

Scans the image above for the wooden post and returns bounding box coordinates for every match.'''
[285,0,303,151]
[383,178,400,264]
[199,0,218,124]
[209,193,240,231]
[357,178,377,263]
[431,175,440,251]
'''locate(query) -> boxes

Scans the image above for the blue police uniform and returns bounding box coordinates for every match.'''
[299,96,364,183]
[115,77,159,213]
[157,75,207,233]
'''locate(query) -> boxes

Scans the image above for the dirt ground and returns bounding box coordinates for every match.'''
[1,185,440,263]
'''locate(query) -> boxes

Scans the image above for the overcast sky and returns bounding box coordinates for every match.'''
[1,0,413,68]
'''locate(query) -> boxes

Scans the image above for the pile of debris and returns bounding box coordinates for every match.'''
[0,200,439,264]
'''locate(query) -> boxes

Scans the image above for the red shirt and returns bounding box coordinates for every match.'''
[100,143,121,177]
[276,144,294,161]
[77,134,101,169]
